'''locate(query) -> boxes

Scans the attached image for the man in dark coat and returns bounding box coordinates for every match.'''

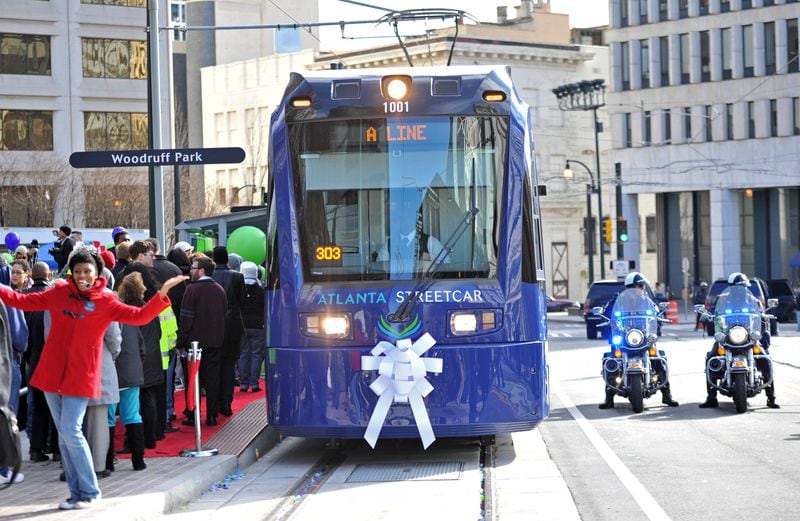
[22,262,57,463]
[210,246,244,417]
[51,226,75,273]
[177,256,227,426]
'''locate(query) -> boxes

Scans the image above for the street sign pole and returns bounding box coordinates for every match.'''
[148,0,166,247]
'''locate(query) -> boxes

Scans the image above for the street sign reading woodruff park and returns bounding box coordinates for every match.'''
[68,147,246,168]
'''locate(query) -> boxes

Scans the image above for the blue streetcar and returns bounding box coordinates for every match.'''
[265,66,548,446]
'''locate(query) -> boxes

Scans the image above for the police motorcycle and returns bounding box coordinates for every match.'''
[694,284,778,414]
[595,288,673,413]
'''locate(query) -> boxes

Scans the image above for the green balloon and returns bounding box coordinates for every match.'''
[227,226,266,265]
[2,252,13,265]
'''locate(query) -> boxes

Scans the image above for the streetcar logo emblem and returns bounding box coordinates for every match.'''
[378,314,420,339]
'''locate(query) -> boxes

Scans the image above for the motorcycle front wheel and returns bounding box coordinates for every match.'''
[629,376,644,413]
[732,372,747,413]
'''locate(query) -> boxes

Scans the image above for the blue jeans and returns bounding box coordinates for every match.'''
[166,351,176,420]
[109,387,142,426]
[44,393,100,501]
[238,329,265,389]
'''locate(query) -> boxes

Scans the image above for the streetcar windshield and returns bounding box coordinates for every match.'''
[289,116,506,281]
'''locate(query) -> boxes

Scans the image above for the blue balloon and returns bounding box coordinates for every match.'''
[4,232,20,251]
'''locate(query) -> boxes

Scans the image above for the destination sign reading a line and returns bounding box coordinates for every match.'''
[69,147,246,168]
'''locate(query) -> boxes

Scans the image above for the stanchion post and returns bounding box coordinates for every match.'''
[180,341,219,457]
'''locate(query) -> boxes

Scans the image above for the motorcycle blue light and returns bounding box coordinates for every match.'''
[646,309,653,315]
[741,307,749,313]
[612,335,623,345]
[725,309,732,314]
[614,311,621,317]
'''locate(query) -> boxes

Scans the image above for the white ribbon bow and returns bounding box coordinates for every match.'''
[361,333,443,449]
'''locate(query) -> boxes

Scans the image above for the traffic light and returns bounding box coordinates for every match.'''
[618,218,629,242]
[603,217,613,243]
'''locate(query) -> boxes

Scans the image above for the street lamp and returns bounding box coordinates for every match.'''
[564,159,598,285]
[553,78,607,279]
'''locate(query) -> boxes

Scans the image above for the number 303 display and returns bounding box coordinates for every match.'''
[315,245,342,261]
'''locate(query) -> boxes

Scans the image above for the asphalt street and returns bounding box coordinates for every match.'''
[543,312,800,521]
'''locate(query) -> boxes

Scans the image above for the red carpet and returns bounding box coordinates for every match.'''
[113,380,266,458]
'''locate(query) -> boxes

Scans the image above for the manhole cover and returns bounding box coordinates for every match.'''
[346,461,464,483]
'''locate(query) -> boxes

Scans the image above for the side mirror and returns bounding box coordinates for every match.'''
[658,302,670,312]
[767,298,779,310]
[592,306,604,316]
[693,304,705,313]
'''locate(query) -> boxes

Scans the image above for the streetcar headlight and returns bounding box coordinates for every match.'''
[382,75,411,101]
[728,326,749,345]
[302,313,351,339]
[626,329,645,347]
[290,96,312,108]
[448,310,500,336]
[482,90,507,102]
[450,312,478,334]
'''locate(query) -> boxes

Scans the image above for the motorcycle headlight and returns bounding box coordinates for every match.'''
[626,329,645,347]
[727,325,749,345]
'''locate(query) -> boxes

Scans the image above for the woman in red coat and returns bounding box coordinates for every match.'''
[0,248,187,510]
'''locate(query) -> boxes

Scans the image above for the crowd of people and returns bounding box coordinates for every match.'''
[0,227,267,511]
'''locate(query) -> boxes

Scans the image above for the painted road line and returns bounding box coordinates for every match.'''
[553,385,672,521]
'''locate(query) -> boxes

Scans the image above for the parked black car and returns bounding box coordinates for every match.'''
[547,295,580,312]
[702,277,778,335]
[582,280,658,339]
[766,279,797,323]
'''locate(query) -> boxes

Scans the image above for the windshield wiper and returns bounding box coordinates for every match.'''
[388,159,480,323]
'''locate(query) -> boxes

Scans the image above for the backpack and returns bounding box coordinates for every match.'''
[0,300,21,489]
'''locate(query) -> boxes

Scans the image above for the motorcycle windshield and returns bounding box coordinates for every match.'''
[714,285,762,333]
[610,289,658,338]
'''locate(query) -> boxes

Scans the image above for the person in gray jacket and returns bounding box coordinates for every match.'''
[85,321,120,478]
[112,272,150,471]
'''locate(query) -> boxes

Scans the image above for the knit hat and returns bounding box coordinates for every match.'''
[100,250,116,270]
[174,241,193,254]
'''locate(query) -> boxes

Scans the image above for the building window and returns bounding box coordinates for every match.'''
[658,0,668,21]
[762,0,774,5]
[743,25,754,78]
[663,109,671,144]
[788,19,799,74]
[680,33,690,84]
[769,99,777,137]
[84,111,148,151]
[639,0,648,24]
[747,101,755,139]
[640,39,650,88]
[0,110,53,150]
[644,110,652,145]
[621,41,630,90]
[683,107,691,143]
[704,105,712,141]
[764,22,776,75]
[80,0,145,6]
[645,215,657,252]
[699,0,709,15]
[81,38,147,79]
[700,31,710,82]
[793,97,800,135]
[678,0,688,19]
[659,36,669,85]
[620,0,629,27]
[741,0,752,8]
[624,113,632,148]
[720,0,730,12]
[721,28,732,79]
[0,33,51,75]
[725,103,733,140]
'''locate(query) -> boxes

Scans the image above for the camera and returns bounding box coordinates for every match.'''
[48,247,58,255]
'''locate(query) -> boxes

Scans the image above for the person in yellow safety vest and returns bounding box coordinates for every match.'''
[158,306,178,433]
